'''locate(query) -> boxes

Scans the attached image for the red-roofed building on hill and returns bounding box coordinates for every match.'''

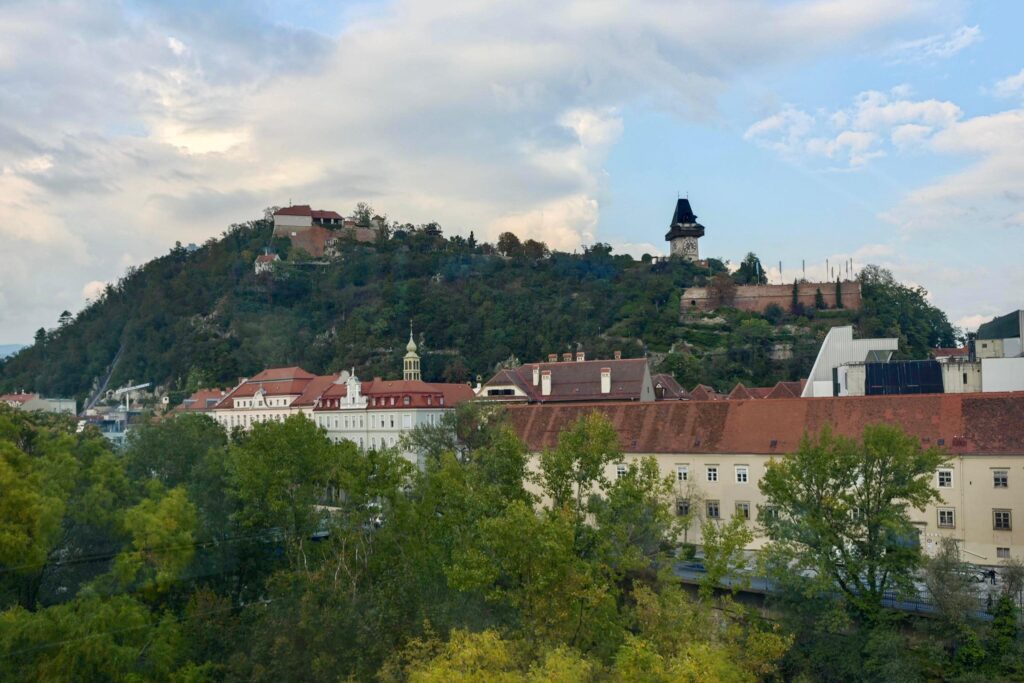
[505,392,1024,564]
[209,333,475,465]
[271,204,378,259]
[273,204,343,233]
[477,352,657,403]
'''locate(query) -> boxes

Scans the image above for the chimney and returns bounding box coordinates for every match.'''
[576,351,585,362]
[532,365,540,386]
[601,367,611,394]
[541,370,552,396]
[548,353,558,362]
[562,352,572,362]
[613,350,622,360]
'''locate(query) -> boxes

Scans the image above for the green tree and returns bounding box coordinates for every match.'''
[228,415,342,541]
[497,232,523,257]
[759,424,945,619]
[113,485,198,597]
[698,516,753,600]
[835,278,844,308]
[814,287,826,309]
[733,252,767,285]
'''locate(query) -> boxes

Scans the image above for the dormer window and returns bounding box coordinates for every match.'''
[427,396,432,406]
[403,396,410,405]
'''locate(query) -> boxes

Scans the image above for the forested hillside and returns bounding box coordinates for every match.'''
[0,213,956,404]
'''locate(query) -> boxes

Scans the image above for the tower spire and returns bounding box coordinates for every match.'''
[404,326,421,381]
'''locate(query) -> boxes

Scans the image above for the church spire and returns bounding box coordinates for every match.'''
[403,326,421,381]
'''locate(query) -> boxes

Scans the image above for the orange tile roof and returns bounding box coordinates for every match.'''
[504,392,1024,456]
[689,384,724,401]
[172,388,227,413]
[764,380,805,399]
[0,392,37,404]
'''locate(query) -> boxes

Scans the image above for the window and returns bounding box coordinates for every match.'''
[735,501,750,520]
[676,465,689,482]
[994,470,1009,488]
[937,508,955,529]
[995,509,1012,531]
[760,505,778,522]
[963,372,968,384]
[706,466,718,482]
[998,547,1011,559]
[403,414,412,429]
[616,464,627,480]
[938,469,953,488]
[403,396,410,405]
[735,466,749,484]
[676,500,690,517]
[389,415,395,428]
[706,500,720,519]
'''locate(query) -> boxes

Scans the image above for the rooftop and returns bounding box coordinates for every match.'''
[504,392,1024,456]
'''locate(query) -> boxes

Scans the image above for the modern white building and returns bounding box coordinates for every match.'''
[803,326,898,397]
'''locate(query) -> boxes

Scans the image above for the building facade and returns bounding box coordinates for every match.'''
[505,393,1024,565]
[210,335,474,464]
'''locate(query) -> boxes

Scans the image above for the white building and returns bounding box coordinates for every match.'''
[312,334,474,465]
[272,204,343,235]
[803,326,898,397]
[211,333,475,465]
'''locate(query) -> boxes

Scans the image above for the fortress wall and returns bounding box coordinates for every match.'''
[681,281,862,314]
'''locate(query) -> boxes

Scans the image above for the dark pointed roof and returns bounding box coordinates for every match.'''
[671,198,697,225]
[665,198,706,241]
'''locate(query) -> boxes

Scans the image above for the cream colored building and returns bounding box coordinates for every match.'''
[507,392,1024,566]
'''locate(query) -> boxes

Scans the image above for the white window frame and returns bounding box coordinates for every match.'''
[706,500,720,519]
[706,466,718,483]
[994,470,1009,488]
[735,501,750,520]
[676,465,689,482]
[994,509,1012,531]
[937,508,955,529]
[616,464,627,480]
[938,468,953,488]
[735,466,749,484]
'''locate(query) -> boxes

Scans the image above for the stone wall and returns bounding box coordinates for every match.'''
[681,280,862,314]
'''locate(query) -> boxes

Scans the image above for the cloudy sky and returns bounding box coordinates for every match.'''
[2,0,1022,342]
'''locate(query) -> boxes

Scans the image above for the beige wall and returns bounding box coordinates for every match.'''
[557,451,1024,566]
[941,361,983,393]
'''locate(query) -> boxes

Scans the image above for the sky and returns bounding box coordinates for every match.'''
[1,0,1022,343]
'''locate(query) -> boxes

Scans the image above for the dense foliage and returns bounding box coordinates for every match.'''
[0,210,955,404]
[2,405,1022,681]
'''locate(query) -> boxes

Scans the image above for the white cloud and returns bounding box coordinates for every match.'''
[746,86,962,167]
[994,68,1024,99]
[886,24,981,63]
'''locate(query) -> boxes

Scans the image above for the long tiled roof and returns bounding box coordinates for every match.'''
[504,392,1024,456]
[481,358,650,402]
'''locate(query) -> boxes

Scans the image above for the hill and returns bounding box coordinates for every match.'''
[0,214,957,405]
